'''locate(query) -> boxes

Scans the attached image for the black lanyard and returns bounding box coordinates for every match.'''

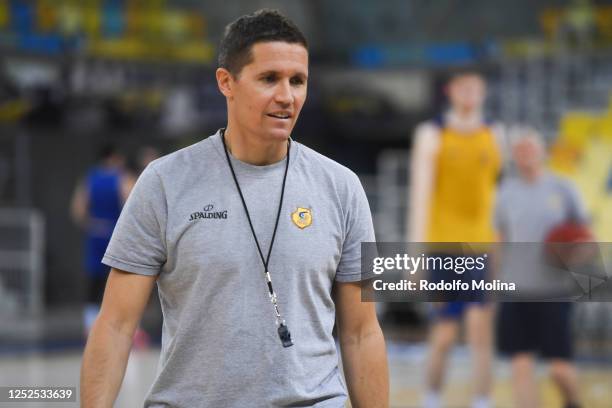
[220,128,293,348]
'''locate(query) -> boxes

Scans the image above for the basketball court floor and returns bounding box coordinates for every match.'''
[1,341,611,408]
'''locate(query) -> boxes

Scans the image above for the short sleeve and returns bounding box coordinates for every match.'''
[335,173,376,283]
[102,165,167,276]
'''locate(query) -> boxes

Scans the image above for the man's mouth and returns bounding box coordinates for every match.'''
[267,112,292,120]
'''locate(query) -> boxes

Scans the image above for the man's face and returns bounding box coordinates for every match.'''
[222,41,308,142]
[447,74,486,112]
[513,137,544,174]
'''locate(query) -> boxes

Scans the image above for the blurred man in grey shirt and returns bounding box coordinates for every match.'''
[495,131,587,408]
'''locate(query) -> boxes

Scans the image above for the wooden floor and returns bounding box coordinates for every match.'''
[1,343,611,407]
[386,342,612,408]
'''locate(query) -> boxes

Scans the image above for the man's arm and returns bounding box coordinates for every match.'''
[70,180,89,228]
[333,281,389,408]
[407,123,440,242]
[80,268,157,408]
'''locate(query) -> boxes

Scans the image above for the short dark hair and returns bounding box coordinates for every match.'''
[218,9,308,76]
[446,66,486,84]
[96,143,118,162]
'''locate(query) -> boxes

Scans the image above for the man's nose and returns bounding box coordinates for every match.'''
[274,80,293,105]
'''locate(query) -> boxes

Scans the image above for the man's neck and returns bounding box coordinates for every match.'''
[520,167,544,183]
[446,108,483,132]
[223,126,288,166]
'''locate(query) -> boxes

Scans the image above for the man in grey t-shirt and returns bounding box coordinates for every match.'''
[495,133,586,408]
[80,9,389,408]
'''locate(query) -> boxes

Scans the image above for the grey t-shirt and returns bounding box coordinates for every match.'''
[494,172,589,298]
[495,172,588,242]
[102,130,375,408]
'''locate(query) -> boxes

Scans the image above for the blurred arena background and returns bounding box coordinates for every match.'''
[0,0,611,407]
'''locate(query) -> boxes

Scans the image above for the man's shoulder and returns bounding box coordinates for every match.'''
[548,172,570,184]
[497,176,522,198]
[543,172,577,195]
[415,120,441,135]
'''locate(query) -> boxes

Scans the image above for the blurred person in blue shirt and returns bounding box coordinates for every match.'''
[70,144,136,338]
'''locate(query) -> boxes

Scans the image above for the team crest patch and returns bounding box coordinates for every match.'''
[291,207,312,229]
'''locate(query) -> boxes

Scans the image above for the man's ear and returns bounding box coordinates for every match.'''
[216,68,234,99]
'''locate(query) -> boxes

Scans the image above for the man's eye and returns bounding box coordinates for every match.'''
[290,77,305,86]
[262,75,276,83]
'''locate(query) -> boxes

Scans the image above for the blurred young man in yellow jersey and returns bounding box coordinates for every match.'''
[408,69,503,408]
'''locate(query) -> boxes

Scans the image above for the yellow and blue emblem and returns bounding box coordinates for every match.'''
[291,207,312,229]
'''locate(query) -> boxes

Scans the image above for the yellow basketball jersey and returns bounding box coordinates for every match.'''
[426,123,501,242]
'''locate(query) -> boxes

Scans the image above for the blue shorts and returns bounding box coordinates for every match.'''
[427,253,489,320]
[497,302,573,359]
[431,301,488,320]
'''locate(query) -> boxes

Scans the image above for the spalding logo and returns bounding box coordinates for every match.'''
[291,207,312,229]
